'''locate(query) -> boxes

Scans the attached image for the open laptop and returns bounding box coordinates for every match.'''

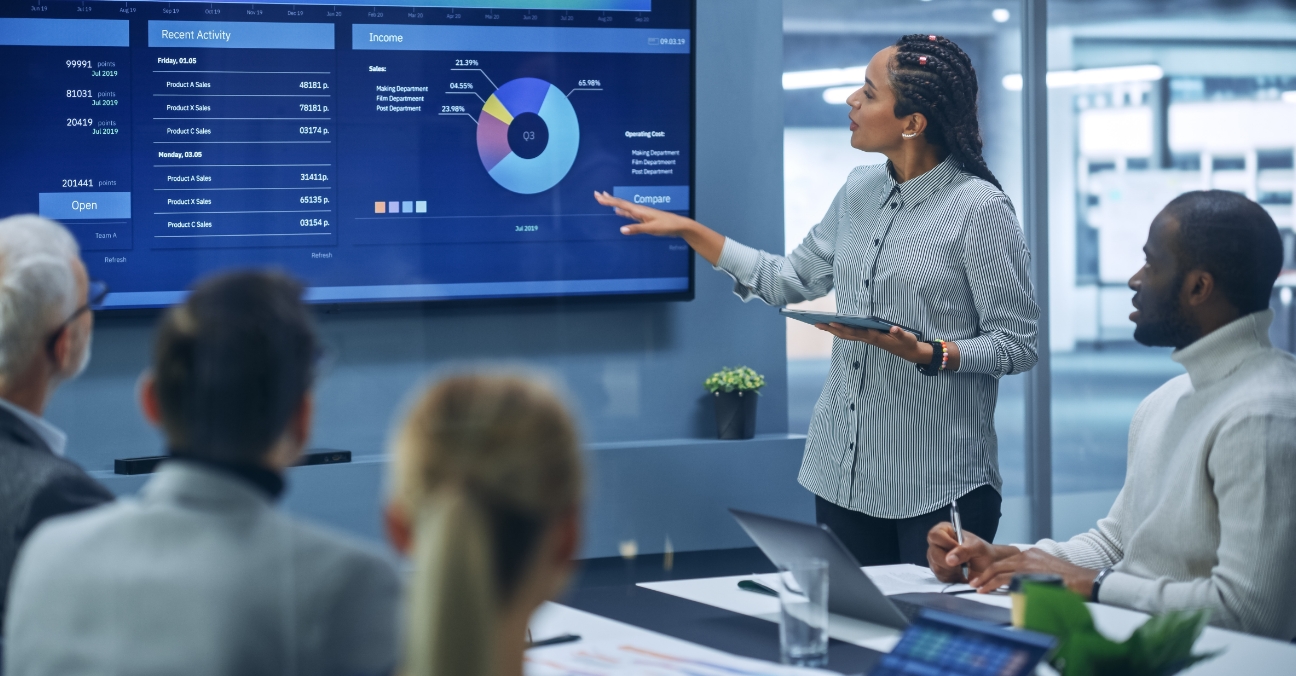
[729,508,1010,629]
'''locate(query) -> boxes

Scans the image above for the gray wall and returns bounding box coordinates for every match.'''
[58,0,808,557]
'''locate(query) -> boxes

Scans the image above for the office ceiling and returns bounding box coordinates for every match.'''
[783,0,1296,35]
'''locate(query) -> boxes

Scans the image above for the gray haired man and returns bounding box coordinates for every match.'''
[0,215,113,636]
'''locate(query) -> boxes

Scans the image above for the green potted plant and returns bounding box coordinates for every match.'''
[1021,580,1221,676]
[704,366,765,440]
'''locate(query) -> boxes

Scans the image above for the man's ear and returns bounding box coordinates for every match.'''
[138,371,162,427]
[291,392,314,445]
[1181,269,1217,308]
[50,325,75,375]
[384,503,412,556]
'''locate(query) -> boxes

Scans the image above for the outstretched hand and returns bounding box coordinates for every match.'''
[594,191,697,237]
[594,190,725,265]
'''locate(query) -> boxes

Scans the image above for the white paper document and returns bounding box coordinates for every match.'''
[862,563,972,595]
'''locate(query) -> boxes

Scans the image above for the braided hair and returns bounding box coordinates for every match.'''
[889,34,1002,191]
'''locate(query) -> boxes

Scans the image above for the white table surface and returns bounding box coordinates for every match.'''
[527,602,840,675]
[635,566,1296,675]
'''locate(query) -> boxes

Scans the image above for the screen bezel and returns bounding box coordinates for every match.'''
[55,0,698,312]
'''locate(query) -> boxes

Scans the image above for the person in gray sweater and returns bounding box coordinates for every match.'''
[927,190,1296,641]
[4,271,402,676]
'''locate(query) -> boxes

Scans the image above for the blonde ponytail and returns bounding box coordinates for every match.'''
[392,373,583,676]
[404,489,497,676]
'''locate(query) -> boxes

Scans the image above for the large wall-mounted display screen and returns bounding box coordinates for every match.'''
[0,0,694,308]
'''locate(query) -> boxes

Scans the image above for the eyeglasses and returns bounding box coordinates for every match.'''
[45,280,109,358]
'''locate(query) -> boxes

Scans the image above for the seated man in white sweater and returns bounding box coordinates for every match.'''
[4,271,401,676]
[927,190,1296,641]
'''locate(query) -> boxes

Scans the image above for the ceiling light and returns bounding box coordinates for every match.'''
[1282,91,1296,103]
[822,85,859,105]
[992,8,1010,22]
[1001,64,1164,91]
[783,66,868,90]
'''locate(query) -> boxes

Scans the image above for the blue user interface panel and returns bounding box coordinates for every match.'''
[0,1,693,308]
[870,610,1055,676]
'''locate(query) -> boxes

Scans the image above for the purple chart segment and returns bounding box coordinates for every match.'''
[476,113,512,172]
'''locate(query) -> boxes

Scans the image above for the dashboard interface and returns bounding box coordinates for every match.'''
[0,0,694,308]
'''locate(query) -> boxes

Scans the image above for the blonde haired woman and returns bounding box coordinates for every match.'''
[384,373,584,676]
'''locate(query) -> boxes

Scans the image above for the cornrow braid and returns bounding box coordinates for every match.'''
[889,34,1002,191]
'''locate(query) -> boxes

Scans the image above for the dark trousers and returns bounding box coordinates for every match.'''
[814,484,1002,567]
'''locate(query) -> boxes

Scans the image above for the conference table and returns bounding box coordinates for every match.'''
[527,561,1296,675]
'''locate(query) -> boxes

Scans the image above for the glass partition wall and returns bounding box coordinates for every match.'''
[1045,0,1296,538]
[783,0,1296,544]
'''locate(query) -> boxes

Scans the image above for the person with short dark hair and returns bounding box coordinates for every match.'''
[927,190,1296,640]
[4,271,401,676]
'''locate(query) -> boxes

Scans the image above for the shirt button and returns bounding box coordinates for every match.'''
[849,442,855,450]
[874,238,880,246]
[850,403,855,411]
[853,361,860,369]
[890,202,897,209]
[864,280,870,288]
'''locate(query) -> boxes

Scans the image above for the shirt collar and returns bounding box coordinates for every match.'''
[0,397,67,457]
[878,155,962,209]
[1171,309,1274,390]
[165,451,286,500]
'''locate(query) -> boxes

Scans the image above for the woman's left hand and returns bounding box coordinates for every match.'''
[816,323,932,364]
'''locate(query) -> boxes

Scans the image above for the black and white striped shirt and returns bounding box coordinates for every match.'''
[717,156,1039,518]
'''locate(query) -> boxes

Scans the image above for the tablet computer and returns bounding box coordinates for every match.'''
[780,309,924,341]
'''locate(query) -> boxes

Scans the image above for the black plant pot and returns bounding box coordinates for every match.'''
[714,390,758,440]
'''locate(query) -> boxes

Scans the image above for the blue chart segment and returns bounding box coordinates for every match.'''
[476,78,580,195]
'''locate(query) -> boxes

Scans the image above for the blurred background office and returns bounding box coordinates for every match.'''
[780,0,1296,545]
[20,0,1296,565]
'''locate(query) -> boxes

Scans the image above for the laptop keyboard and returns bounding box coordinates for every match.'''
[892,598,926,622]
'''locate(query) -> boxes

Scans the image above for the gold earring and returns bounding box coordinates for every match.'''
[902,132,918,139]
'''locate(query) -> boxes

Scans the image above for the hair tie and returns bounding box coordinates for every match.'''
[918,56,928,65]
[928,35,937,41]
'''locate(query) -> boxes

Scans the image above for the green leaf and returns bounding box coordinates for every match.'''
[1022,582,1223,676]
[703,366,766,393]
[1125,610,1220,676]
[1023,582,1096,637]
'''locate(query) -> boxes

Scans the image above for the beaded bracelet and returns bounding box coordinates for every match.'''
[938,340,950,371]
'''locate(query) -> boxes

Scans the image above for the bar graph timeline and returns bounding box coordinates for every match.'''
[0,1,694,307]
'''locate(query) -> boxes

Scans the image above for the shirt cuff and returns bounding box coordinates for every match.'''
[715,238,764,301]
[954,334,1005,376]
[716,237,760,281]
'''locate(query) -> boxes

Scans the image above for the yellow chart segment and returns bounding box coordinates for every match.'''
[481,95,513,125]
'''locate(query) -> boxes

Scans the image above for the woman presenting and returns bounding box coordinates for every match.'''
[596,34,1038,566]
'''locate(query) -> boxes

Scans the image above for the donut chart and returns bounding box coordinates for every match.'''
[476,78,580,195]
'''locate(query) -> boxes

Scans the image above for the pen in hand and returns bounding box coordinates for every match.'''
[951,499,969,582]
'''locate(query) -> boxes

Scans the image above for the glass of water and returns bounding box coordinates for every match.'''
[776,557,829,667]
